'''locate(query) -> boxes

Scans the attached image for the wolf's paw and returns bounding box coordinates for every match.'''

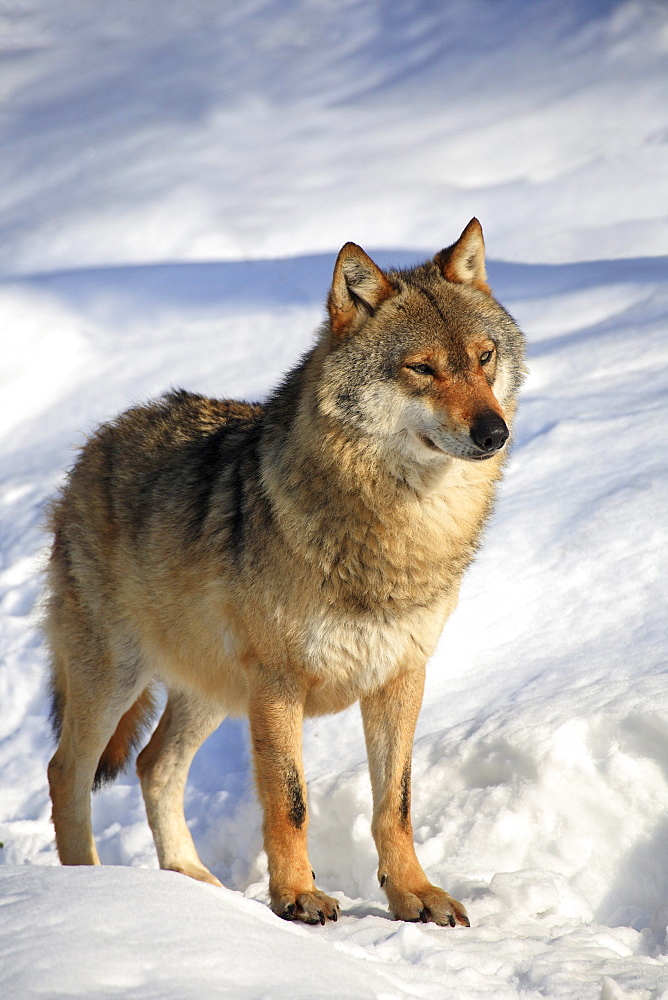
[165,861,223,888]
[273,889,340,926]
[384,880,469,927]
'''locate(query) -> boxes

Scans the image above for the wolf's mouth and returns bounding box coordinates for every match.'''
[420,435,445,453]
[420,435,497,461]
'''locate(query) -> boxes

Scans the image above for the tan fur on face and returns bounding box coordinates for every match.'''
[44,220,525,927]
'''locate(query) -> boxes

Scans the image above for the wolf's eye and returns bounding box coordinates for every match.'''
[480,350,494,366]
[407,363,435,376]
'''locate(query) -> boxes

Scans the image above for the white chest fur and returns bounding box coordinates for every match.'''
[299,601,444,711]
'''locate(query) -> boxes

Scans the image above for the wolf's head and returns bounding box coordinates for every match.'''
[319,219,526,468]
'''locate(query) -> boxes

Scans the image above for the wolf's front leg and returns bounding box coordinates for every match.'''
[248,671,340,925]
[361,666,469,927]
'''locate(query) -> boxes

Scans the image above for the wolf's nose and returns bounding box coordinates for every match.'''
[470,412,509,453]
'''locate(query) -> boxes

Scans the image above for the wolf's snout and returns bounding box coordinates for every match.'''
[470,412,509,453]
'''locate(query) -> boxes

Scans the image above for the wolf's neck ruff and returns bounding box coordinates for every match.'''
[260,381,502,613]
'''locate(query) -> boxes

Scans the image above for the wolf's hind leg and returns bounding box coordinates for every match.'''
[49,721,101,866]
[48,652,151,866]
[136,690,225,886]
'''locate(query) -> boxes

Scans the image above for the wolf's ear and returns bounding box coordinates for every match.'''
[434,218,490,294]
[328,243,395,341]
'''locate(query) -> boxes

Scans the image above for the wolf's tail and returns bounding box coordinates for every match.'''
[48,672,158,791]
[93,688,158,790]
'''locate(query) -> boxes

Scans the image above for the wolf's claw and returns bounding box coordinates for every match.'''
[273,889,340,926]
[383,882,469,927]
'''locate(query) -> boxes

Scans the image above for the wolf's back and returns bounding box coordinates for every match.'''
[54,389,264,549]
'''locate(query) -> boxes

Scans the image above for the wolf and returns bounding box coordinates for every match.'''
[45,218,525,927]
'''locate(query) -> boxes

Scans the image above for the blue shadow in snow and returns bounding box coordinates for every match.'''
[8,252,667,317]
[188,717,252,811]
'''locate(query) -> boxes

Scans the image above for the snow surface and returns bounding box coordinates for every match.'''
[1,1,668,998]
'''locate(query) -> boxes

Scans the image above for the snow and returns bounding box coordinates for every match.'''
[1,1,668,997]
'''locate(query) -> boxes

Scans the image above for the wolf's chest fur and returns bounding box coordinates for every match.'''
[298,602,445,713]
[239,462,498,713]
